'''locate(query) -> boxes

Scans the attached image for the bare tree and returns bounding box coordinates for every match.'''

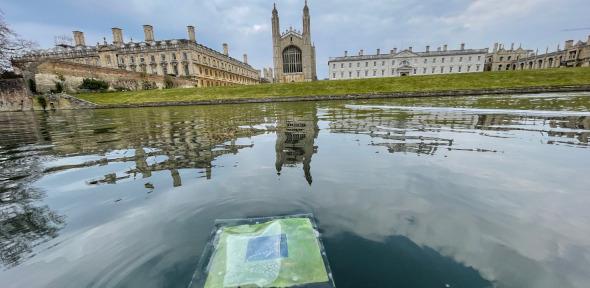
[0,10,36,72]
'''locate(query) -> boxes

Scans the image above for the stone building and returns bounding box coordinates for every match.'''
[484,43,532,71]
[328,44,487,80]
[13,25,260,88]
[486,36,590,71]
[272,1,317,83]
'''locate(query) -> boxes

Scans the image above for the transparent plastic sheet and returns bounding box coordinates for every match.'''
[189,214,335,288]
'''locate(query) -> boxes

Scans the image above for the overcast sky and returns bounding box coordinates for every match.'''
[3,0,590,78]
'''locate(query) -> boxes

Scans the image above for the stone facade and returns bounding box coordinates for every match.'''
[23,60,195,94]
[486,37,590,71]
[328,44,487,80]
[12,25,260,88]
[0,79,33,112]
[272,1,317,83]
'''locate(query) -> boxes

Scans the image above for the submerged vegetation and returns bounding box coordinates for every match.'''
[76,67,590,105]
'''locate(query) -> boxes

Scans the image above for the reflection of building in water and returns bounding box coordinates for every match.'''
[327,107,590,155]
[275,110,319,185]
[328,109,479,155]
[2,108,269,189]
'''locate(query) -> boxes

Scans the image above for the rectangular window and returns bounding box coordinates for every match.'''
[450,57,454,62]
[392,60,396,65]
[183,52,188,60]
[333,73,336,79]
[423,67,427,74]
[357,71,360,77]
[477,56,481,61]
[432,58,436,63]
[449,66,453,72]
[349,71,352,77]
[458,66,462,72]
[373,61,377,67]
[333,64,336,69]
[366,62,369,67]
[467,66,471,72]
[357,62,360,67]
[382,61,385,66]
[432,67,436,73]
[392,69,395,74]
[440,67,444,73]
[365,70,368,76]
[459,57,463,62]
[442,58,445,63]
[413,68,417,74]
[373,70,376,76]
[381,70,385,76]
[349,63,352,68]
[476,65,480,71]
[341,72,344,78]
[469,56,472,61]
[424,59,427,64]
[173,53,177,60]
[341,63,344,68]
[161,54,166,61]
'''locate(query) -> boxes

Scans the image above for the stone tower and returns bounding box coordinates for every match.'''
[272,1,317,83]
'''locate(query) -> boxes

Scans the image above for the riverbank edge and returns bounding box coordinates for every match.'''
[81,84,590,109]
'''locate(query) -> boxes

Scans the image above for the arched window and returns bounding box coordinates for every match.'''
[282,46,303,73]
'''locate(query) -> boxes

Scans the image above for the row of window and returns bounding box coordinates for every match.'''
[332,65,481,79]
[331,56,483,69]
[109,52,256,78]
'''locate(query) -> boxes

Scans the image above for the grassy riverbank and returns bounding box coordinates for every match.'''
[77,67,590,105]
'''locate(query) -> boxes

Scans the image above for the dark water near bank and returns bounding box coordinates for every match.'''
[1,93,590,288]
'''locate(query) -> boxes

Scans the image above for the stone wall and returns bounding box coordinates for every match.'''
[0,79,34,112]
[28,60,196,94]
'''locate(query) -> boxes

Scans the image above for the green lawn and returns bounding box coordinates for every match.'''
[77,67,590,105]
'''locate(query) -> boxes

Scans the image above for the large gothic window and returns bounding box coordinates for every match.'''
[283,46,303,73]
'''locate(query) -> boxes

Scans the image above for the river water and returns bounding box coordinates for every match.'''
[1,93,589,288]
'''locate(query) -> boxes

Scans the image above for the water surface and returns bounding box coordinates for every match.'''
[1,92,589,288]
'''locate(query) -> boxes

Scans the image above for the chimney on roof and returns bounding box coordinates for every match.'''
[143,25,154,42]
[187,26,196,42]
[443,44,447,52]
[426,45,430,52]
[359,49,364,56]
[565,40,574,49]
[493,43,498,52]
[511,42,515,51]
[344,50,348,57]
[112,28,123,45]
[243,53,248,64]
[73,31,86,46]
[409,46,413,52]
[437,46,441,52]
[223,43,229,56]
[587,35,590,45]
[460,43,465,50]
[393,48,397,54]
[376,48,380,55]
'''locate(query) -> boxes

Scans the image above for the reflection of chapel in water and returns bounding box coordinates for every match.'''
[275,109,319,185]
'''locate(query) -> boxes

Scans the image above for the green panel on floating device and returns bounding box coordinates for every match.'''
[190,215,335,288]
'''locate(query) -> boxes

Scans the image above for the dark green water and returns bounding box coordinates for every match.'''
[1,93,589,288]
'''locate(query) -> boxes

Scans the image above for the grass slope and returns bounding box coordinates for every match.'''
[77,67,590,105]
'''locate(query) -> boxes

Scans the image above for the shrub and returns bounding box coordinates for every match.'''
[79,78,109,91]
[36,96,47,110]
[142,81,157,90]
[51,82,63,93]
[164,76,175,89]
[28,79,37,94]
